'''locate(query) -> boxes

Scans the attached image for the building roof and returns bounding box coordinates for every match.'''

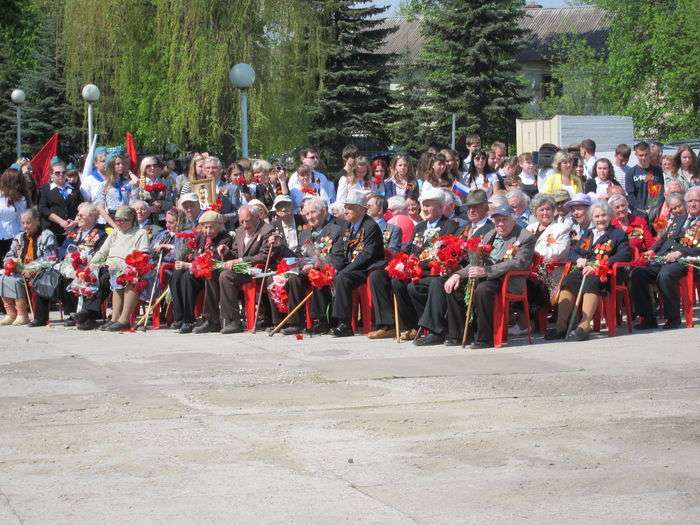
[378,6,609,63]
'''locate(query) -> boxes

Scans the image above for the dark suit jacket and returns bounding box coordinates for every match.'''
[58,227,107,259]
[299,220,345,270]
[272,215,306,257]
[339,214,384,273]
[187,231,232,261]
[38,184,84,237]
[406,216,459,270]
[652,213,700,257]
[456,218,494,239]
[568,226,631,265]
[230,221,277,265]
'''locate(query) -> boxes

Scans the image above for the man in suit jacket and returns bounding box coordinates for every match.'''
[270,195,306,258]
[209,205,277,334]
[456,190,494,239]
[366,194,402,255]
[38,160,84,244]
[330,190,385,337]
[273,196,345,335]
[419,205,535,348]
[368,187,458,340]
[631,187,700,330]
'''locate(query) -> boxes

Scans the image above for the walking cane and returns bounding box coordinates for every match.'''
[22,278,35,317]
[269,291,313,336]
[565,274,587,339]
[252,243,274,334]
[140,251,164,331]
[392,292,401,343]
[461,278,476,348]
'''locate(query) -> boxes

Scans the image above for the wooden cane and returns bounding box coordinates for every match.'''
[135,288,169,327]
[22,278,35,317]
[392,292,401,343]
[565,274,587,339]
[140,251,164,331]
[461,278,476,348]
[252,243,274,334]
[269,290,313,336]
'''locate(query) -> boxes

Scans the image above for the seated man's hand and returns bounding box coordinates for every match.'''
[664,250,682,263]
[576,257,588,268]
[581,264,596,277]
[174,260,190,270]
[467,266,486,279]
[217,244,230,258]
[223,258,242,270]
[444,273,461,294]
[301,264,313,273]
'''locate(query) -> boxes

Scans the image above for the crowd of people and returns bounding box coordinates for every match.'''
[0,136,698,348]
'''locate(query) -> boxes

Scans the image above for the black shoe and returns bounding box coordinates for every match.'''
[544,328,566,340]
[663,318,681,330]
[171,321,183,330]
[309,321,330,335]
[179,322,194,334]
[107,321,130,332]
[193,320,221,334]
[99,321,114,331]
[444,337,460,346]
[414,333,444,346]
[470,341,493,349]
[570,327,590,341]
[29,319,47,327]
[77,318,99,331]
[64,317,77,327]
[221,321,243,334]
[74,311,89,323]
[255,319,270,330]
[634,318,658,330]
[281,325,303,336]
[330,323,354,337]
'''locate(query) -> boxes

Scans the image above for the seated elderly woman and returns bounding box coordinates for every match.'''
[169,210,232,334]
[1,208,57,326]
[545,200,631,342]
[609,194,655,255]
[88,206,151,332]
[525,194,572,305]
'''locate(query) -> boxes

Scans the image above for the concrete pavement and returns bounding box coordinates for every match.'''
[0,324,698,523]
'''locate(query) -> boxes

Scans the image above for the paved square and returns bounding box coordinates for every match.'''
[0,324,698,523]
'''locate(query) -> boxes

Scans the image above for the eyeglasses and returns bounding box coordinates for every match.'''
[53,171,66,175]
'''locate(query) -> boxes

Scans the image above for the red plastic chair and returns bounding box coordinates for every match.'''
[240,280,259,332]
[593,260,634,336]
[350,276,373,335]
[679,269,695,328]
[493,270,533,348]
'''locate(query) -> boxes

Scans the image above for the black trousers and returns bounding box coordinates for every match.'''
[332,269,366,323]
[446,278,501,344]
[218,269,251,324]
[418,275,450,336]
[369,269,419,329]
[273,273,332,327]
[407,276,443,327]
[80,267,111,319]
[34,275,78,323]
[169,269,203,324]
[630,262,687,321]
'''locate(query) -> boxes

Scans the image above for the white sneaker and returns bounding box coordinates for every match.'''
[507,325,528,337]
[0,315,16,326]
[11,316,29,326]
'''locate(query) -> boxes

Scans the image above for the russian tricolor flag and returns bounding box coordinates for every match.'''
[451,181,469,201]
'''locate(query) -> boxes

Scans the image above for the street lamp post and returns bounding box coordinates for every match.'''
[10,89,26,159]
[81,84,100,150]
[228,63,256,158]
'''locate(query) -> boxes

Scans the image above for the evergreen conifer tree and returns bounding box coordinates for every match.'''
[420,0,529,146]
[307,0,397,165]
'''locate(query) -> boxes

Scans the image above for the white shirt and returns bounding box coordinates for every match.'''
[80,173,104,203]
[537,168,554,191]
[288,169,336,203]
[281,220,298,251]
[0,194,27,240]
[336,176,365,204]
[613,163,632,182]
[583,155,597,180]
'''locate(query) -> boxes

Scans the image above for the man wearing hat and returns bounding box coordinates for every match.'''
[38,158,84,244]
[456,189,494,239]
[329,190,385,337]
[178,193,203,230]
[367,187,459,340]
[168,210,232,333]
[215,205,278,334]
[417,204,535,347]
[270,194,305,255]
[552,189,572,225]
[565,193,592,241]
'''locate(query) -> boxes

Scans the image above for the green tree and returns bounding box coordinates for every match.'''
[592,0,700,140]
[419,0,530,146]
[306,0,397,164]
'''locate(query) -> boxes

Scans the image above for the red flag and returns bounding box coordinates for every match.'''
[30,132,60,187]
[126,132,138,174]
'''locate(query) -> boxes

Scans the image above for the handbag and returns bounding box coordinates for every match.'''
[32,267,62,300]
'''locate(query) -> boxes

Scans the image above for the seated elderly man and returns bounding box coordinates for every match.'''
[418,204,535,348]
[329,190,385,337]
[368,187,459,340]
[272,196,345,335]
[506,189,532,228]
[631,187,700,330]
[178,193,203,231]
[366,194,402,254]
[208,205,277,334]
[133,199,163,240]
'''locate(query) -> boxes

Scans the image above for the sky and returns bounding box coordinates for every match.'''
[376,0,570,15]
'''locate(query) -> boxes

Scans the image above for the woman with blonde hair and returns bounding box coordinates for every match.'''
[336,156,370,204]
[96,154,134,226]
[385,155,418,199]
[542,151,583,196]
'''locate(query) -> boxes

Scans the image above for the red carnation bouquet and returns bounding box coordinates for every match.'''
[267,274,289,313]
[190,251,251,279]
[428,234,468,276]
[207,199,223,212]
[308,263,336,288]
[387,252,423,283]
[115,250,155,292]
[301,187,316,195]
[3,258,18,275]
[144,182,167,194]
[234,175,248,187]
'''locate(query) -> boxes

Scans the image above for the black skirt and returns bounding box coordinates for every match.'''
[561,267,608,296]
